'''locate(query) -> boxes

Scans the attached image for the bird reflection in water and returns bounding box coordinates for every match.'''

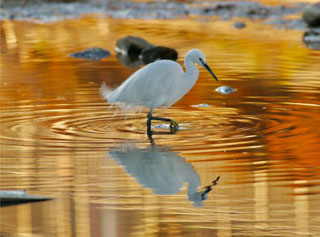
[108,134,220,206]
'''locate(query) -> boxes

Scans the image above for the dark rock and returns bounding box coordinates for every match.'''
[69,47,111,61]
[141,46,178,64]
[233,21,246,28]
[303,29,320,50]
[115,35,154,60]
[116,51,144,68]
[302,2,320,27]
[115,36,154,67]
[116,36,178,67]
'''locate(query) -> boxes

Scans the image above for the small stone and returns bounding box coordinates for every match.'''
[191,104,210,108]
[69,47,111,61]
[233,21,246,29]
[215,86,236,94]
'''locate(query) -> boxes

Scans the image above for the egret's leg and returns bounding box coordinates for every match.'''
[146,110,179,132]
[147,110,152,129]
[150,116,179,131]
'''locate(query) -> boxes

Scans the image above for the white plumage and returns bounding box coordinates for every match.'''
[100,48,218,132]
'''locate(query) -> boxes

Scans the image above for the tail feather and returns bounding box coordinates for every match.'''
[100,82,142,113]
[100,82,115,102]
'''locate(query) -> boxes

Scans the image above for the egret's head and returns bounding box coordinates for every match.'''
[187,49,218,81]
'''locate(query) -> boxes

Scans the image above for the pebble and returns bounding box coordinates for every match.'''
[233,21,246,29]
[69,47,111,61]
[191,104,211,108]
[215,86,236,95]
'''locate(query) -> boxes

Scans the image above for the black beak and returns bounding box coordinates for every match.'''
[202,62,218,81]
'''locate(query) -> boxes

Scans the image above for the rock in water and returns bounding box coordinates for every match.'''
[115,36,178,67]
[302,3,320,27]
[115,36,154,67]
[141,46,178,64]
[116,36,154,57]
[191,104,210,108]
[215,86,236,94]
[233,21,246,29]
[69,47,111,61]
[303,29,320,50]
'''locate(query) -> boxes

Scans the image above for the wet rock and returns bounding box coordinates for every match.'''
[69,47,111,61]
[215,86,236,94]
[140,46,178,64]
[116,35,154,58]
[116,36,178,67]
[233,21,246,29]
[302,2,320,27]
[303,29,320,50]
[115,36,154,67]
[116,51,144,68]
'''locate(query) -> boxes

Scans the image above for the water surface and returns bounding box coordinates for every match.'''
[1,17,320,236]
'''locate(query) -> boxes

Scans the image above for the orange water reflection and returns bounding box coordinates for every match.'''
[1,17,320,236]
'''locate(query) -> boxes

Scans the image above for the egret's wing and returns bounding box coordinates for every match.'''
[107,61,182,107]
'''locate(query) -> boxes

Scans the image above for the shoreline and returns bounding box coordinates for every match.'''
[0,0,313,30]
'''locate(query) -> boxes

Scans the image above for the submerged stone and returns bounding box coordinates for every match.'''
[233,21,246,29]
[69,47,111,61]
[215,86,236,94]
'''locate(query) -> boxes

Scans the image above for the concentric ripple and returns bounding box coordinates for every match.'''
[1,91,319,155]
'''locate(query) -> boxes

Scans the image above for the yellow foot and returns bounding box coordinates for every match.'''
[169,119,179,132]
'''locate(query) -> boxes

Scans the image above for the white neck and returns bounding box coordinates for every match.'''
[184,54,200,92]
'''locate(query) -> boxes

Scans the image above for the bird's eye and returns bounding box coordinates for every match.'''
[199,58,203,61]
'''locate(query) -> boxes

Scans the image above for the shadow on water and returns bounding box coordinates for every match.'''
[109,133,220,207]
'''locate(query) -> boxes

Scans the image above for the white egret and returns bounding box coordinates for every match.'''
[100,48,218,132]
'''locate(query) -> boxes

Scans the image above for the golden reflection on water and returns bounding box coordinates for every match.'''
[1,16,320,236]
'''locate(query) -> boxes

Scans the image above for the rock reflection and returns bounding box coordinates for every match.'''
[109,138,219,206]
